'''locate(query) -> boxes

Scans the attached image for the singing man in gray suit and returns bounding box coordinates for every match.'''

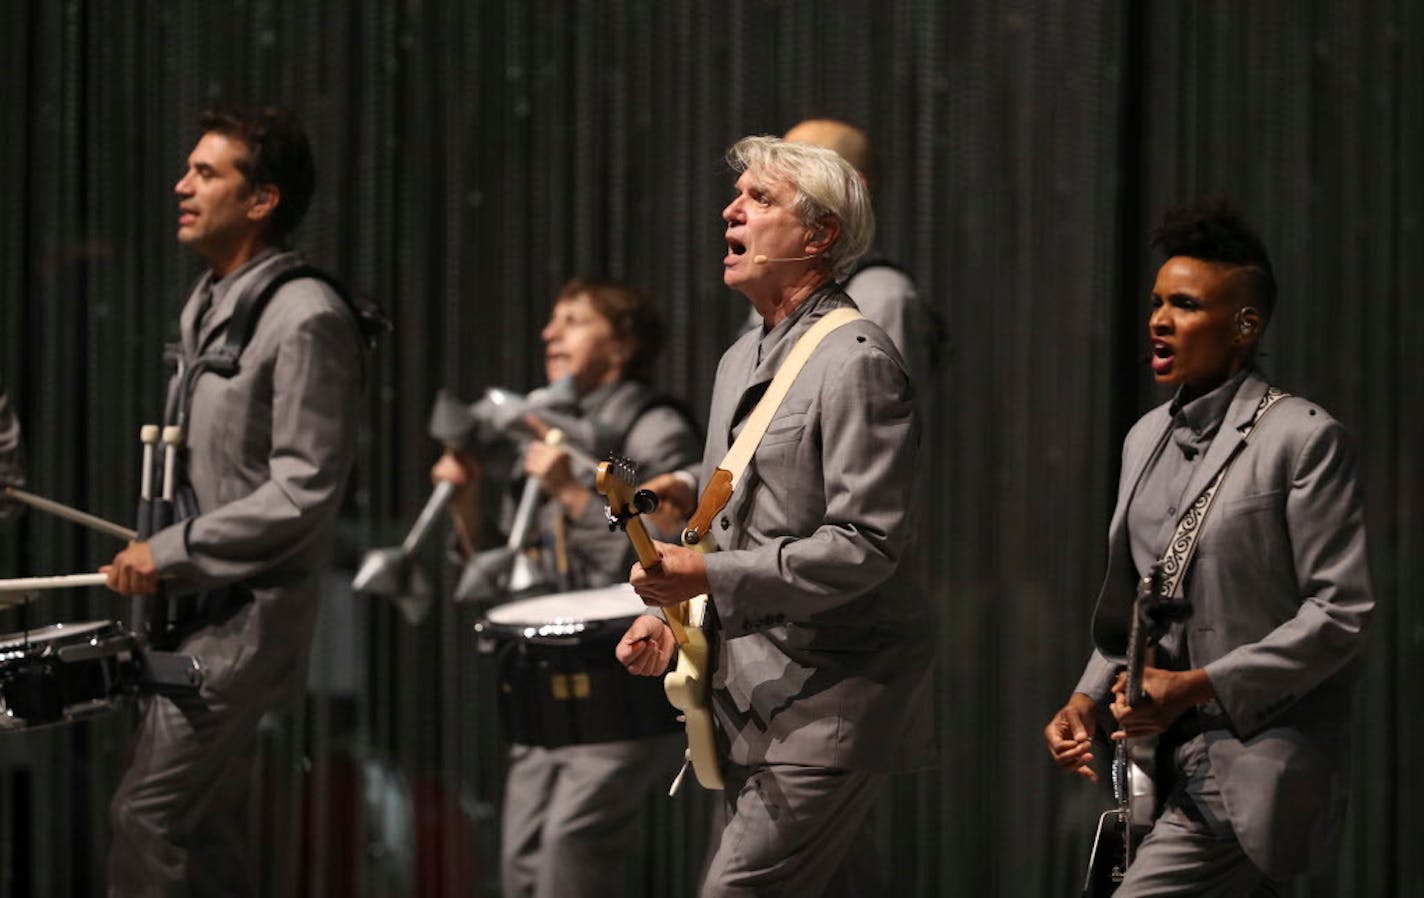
[102,107,364,895]
[618,136,935,897]
[1044,198,1374,895]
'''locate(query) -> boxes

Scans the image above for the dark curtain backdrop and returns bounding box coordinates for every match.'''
[0,1,1418,896]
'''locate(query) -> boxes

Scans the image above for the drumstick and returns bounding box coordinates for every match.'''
[0,572,110,606]
[1,483,138,542]
[137,424,159,538]
[129,426,158,637]
[0,573,109,591]
[156,425,181,530]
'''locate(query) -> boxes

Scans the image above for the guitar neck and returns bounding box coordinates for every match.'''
[1125,564,1166,707]
[623,515,663,574]
[610,494,689,645]
[1124,603,1146,707]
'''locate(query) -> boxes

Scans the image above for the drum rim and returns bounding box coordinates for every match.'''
[0,619,123,648]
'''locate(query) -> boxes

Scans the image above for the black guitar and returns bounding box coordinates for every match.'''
[1081,562,1190,897]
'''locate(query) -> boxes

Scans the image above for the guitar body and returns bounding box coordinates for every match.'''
[662,596,723,789]
[1123,742,1158,828]
[1080,564,1174,897]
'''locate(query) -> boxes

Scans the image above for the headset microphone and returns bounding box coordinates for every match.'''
[753,254,815,264]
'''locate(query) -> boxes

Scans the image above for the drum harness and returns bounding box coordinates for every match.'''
[139,255,384,661]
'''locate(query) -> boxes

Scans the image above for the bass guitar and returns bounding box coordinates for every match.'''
[1081,562,1188,896]
[596,457,723,792]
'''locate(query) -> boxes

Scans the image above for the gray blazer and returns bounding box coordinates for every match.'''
[701,286,935,773]
[147,248,363,707]
[1074,369,1374,878]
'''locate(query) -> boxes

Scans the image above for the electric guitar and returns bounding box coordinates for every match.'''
[1081,562,1188,897]
[596,458,723,792]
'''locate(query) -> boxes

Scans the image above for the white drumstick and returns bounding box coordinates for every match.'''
[0,572,109,605]
[0,573,109,591]
[1,484,138,542]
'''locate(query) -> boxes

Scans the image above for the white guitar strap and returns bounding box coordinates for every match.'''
[679,306,861,630]
[1156,386,1290,598]
[719,306,863,488]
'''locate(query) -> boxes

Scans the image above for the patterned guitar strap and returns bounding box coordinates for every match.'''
[1157,386,1291,599]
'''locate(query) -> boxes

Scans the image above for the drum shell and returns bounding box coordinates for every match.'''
[492,624,680,749]
[0,621,136,727]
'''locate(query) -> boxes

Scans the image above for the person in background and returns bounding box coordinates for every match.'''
[433,277,702,898]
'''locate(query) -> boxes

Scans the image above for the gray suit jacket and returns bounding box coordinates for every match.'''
[148,248,363,708]
[1074,369,1374,877]
[701,285,935,773]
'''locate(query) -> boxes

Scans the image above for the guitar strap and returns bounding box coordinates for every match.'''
[1156,385,1290,598]
[683,306,863,541]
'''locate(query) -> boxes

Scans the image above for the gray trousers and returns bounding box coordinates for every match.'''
[1118,736,1282,898]
[701,763,887,898]
[107,690,266,897]
[501,735,683,898]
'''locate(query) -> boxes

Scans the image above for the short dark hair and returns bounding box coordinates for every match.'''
[198,106,316,243]
[1150,195,1277,318]
[555,277,664,382]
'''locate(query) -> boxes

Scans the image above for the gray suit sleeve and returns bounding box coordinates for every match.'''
[148,308,361,588]
[704,346,917,622]
[1202,417,1375,737]
[1072,649,1120,700]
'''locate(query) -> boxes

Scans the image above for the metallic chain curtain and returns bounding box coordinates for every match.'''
[0,1,1418,895]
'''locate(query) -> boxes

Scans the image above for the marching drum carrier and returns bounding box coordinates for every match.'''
[475,583,680,748]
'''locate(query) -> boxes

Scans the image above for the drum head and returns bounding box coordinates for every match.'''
[482,583,647,638]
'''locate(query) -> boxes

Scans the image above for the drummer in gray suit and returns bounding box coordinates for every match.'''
[103,107,364,895]
[433,277,700,898]
[618,136,935,897]
[1043,198,1374,894]
[0,374,22,521]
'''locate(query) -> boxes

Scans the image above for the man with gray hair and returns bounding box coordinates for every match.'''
[744,118,940,395]
[618,136,935,896]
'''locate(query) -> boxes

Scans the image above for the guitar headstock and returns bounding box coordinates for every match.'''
[595,456,660,531]
[595,456,663,572]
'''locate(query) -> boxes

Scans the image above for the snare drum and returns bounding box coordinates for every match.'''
[475,584,680,748]
[0,620,138,728]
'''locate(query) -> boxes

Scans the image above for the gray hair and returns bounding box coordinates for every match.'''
[726,135,874,282]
